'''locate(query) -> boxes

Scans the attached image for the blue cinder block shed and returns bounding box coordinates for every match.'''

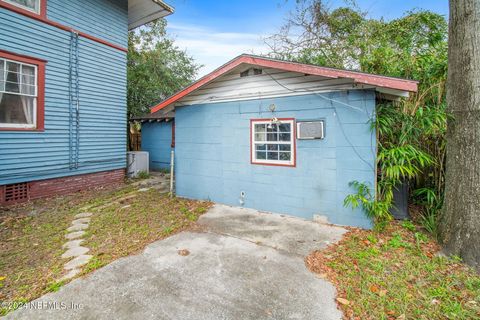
[150,55,418,228]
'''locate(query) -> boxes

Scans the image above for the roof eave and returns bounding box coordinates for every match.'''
[128,0,174,30]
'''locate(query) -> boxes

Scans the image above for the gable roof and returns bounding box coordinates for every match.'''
[150,54,418,113]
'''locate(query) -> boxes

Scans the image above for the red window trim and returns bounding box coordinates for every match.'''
[0,49,46,132]
[0,1,128,53]
[250,118,296,168]
[0,0,46,19]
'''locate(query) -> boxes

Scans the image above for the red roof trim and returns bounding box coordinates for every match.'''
[151,55,419,113]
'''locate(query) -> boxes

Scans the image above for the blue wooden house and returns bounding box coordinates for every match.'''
[0,0,173,204]
[148,55,418,228]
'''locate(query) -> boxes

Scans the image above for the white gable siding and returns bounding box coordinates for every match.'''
[175,68,373,106]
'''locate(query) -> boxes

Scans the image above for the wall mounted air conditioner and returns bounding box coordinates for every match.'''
[296,120,325,140]
[127,151,149,178]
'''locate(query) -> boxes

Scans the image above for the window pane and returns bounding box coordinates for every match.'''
[21,84,36,95]
[280,152,291,161]
[6,62,20,93]
[267,133,278,141]
[267,152,279,160]
[0,93,35,125]
[267,144,279,151]
[279,123,290,132]
[254,123,266,132]
[5,0,39,12]
[254,133,265,141]
[256,151,266,160]
[0,60,4,83]
[22,65,36,85]
[255,144,266,151]
[279,145,291,151]
[279,133,291,141]
[267,123,278,132]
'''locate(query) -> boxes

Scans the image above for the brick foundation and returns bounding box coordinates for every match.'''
[0,169,125,206]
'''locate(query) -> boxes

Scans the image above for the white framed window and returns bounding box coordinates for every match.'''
[4,0,41,14]
[250,118,296,167]
[0,57,38,128]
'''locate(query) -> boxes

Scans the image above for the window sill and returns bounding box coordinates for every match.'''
[251,161,296,168]
[0,127,44,132]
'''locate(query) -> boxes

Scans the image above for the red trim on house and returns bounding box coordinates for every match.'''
[0,1,128,53]
[250,118,296,168]
[0,49,46,131]
[151,55,419,113]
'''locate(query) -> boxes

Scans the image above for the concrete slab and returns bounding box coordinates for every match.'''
[72,218,91,225]
[62,239,85,249]
[7,204,346,320]
[199,204,347,256]
[63,255,92,270]
[65,231,85,240]
[66,224,88,232]
[61,246,90,259]
[74,212,93,219]
[7,232,342,320]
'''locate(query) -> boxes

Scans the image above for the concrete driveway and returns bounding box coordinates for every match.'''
[6,205,346,320]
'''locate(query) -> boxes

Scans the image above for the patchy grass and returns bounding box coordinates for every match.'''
[0,184,211,316]
[83,189,211,272]
[306,223,480,320]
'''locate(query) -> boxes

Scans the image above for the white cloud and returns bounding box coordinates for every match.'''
[167,23,270,78]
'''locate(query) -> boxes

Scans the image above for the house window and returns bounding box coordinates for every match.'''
[0,51,45,130]
[251,118,296,166]
[3,0,40,14]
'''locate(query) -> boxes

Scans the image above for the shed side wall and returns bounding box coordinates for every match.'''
[141,121,173,170]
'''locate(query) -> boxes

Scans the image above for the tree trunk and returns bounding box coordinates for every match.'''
[440,0,480,271]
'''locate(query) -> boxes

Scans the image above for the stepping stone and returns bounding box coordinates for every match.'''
[72,218,91,224]
[63,239,85,249]
[64,255,92,270]
[62,246,90,259]
[74,212,92,219]
[65,230,86,240]
[61,268,81,281]
[67,224,89,232]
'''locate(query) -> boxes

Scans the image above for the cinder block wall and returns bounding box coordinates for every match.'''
[174,91,376,228]
[141,121,173,170]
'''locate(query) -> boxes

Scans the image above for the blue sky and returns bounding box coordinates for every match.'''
[165,0,449,77]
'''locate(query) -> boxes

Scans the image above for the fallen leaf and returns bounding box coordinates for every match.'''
[0,276,5,281]
[379,289,388,297]
[178,249,190,256]
[397,314,406,320]
[336,298,350,306]
[369,284,379,293]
